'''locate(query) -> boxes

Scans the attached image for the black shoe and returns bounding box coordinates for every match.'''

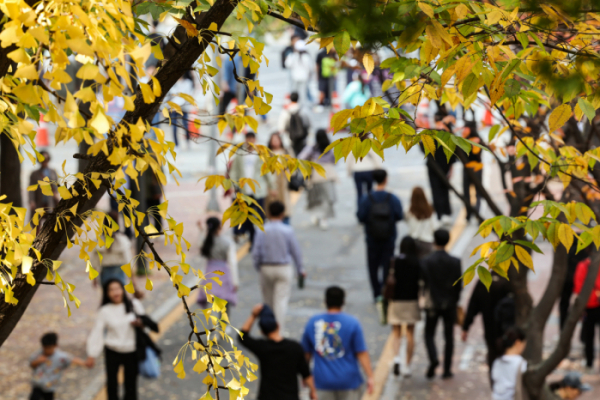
[442,371,454,379]
[393,363,400,377]
[426,361,439,379]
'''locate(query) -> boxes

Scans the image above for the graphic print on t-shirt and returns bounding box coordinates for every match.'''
[314,319,345,359]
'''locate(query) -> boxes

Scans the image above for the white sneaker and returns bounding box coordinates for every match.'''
[403,364,412,377]
[311,216,319,226]
[440,215,453,226]
[319,219,329,230]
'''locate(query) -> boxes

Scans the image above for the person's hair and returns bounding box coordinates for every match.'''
[433,229,450,247]
[101,278,133,313]
[373,169,387,184]
[41,332,58,347]
[409,187,433,220]
[548,382,564,392]
[268,201,285,218]
[290,92,299,103]
[245,132,256,140]
[400,236,418,257]
[325,286,345,308]
[40,150,50,163]
[463,120,478,138]
[201,217,221,258]
[499,326,526,355]
[315,129,330,154]
[268,132,285,151]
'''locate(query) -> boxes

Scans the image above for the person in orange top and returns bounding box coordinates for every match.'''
[573,258,600,369]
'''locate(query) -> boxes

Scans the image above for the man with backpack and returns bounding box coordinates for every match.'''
[357,169,403,303]
[278,92,310,156]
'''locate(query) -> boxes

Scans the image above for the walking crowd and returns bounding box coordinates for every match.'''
[22,26,597,400]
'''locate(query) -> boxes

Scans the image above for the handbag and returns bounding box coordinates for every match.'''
[383,258,396,301]
[139,346,161,379]
[288,170,305,191]
[135,314,162,379]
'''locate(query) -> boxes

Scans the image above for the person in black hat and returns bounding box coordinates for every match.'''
[239,304,316,400]
[549,372,591,399]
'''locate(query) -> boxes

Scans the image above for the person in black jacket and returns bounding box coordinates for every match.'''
[422,229,462,379]
[387,236,422,377]
[461,272,512,375]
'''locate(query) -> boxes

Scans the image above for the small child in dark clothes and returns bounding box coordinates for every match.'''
[29,332,88,400]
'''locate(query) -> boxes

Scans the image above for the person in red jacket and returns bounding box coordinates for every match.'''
[573,258,600,369]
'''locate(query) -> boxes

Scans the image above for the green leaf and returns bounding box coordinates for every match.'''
[514,240,543,254]
[477,266,492,290]
[333,31,351,58]
[461,73,479,99]
[488,124,500,142]
[504,79,521,98]
[577,98,595,122]
[495,242,514,264]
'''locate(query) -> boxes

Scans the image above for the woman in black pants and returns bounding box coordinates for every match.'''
[87,279,144,400]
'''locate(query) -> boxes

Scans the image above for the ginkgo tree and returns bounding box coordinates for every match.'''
[3,0,600,399]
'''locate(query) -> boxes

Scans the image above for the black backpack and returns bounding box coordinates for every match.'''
[367,193,394,240]
[287,111,308,142]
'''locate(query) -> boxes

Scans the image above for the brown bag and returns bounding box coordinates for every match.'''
[455,305,465,326]
[383,258,396,301]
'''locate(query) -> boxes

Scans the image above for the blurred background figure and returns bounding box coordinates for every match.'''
[347,149,382,210]
[405,187,436,258]
[342,71,371,109]
[299,129,338,230]
[549,372,591,400]
[29,150,59,216]
[266,133,292,224]
[285,40,313,108]
[278,92,310,156]
[316,48,338,109]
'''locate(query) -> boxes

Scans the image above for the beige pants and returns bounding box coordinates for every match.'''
[317,388,362,400]
[260,264,294,333]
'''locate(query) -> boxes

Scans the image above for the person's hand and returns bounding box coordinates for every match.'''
[251,304,264,317]
[301,271,307,278]
[366,377,374,394]
[461,330,468,342]
[269,190,278,198]
[85,357,95,368]
[36,355,48,364]
[131,317,143,328]
[233,285,239,293]
[309,388,318,400]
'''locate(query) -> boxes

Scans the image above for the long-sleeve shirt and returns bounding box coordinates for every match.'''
[422,250,462,309]
[574,258,600,309]
[87,299,144,358]
[252,221,303,274]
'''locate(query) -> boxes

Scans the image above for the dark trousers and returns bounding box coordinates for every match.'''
[233,196,265,247]
[583,307,600,367]
[354,171,374,207]
[30,388,54,400]
[425,307,456,374]
[105,348,138,400]
[366,239,395,299]
[219,91,237,115]
[462,169,482,220]
[559,279,574,329]
[170,111,189,146]
[427,166,451,219]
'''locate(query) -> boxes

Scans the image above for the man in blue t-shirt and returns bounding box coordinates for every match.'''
[302,286,373,400]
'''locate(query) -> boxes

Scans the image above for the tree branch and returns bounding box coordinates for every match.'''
[266,9,317,32]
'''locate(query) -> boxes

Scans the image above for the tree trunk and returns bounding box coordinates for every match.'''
[0,133,22,207]
[0,0,239,346]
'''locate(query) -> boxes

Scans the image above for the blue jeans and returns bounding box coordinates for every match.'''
[354,171,374,207]
[366,238,395,299]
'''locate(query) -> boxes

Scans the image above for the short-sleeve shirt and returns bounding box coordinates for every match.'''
[30,349,73,392]
[301,312,368,390]
[239,331,310,400]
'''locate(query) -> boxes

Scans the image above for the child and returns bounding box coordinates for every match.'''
[491,327,527,400]
[30,332,87,400]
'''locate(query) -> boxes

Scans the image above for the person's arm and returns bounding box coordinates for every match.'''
[239,304,263,350]
[453,259,463,300]
[303,376,317,400]
[278,110,289,133]
[86,311,106,366]
[30,353,48,369]
[71,357,88,367]
[462,282,483,341]
[252,231,263,271]
[356,195,369,223]
[357,351,374,394]
[287,229,304,276]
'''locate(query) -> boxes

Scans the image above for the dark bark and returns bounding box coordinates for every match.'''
[0,0,239,346]
[0,133,22,207]
[524,250,600,399]
[455,151,504,216]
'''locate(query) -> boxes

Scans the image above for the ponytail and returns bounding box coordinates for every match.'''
[201,217,221,258]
